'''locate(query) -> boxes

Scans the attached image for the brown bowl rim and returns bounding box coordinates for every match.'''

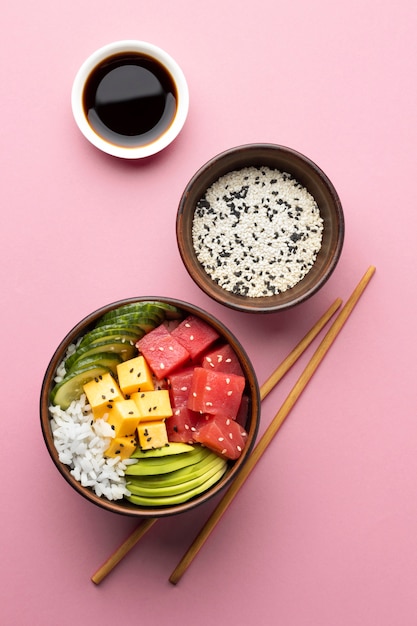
[40,296,260,517]
[176,143,345,313]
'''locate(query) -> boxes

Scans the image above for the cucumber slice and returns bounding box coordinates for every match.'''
[147,302,183,320]
[130,442,194,459]
[78,325,142,349]
[65,352,123,376]
[65,339,137,372]
[98,301,182,325]
[96,314,160,333]
[50,365,112,410]
[98,305,163,326]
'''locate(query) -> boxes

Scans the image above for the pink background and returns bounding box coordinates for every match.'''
[2,1,416,624]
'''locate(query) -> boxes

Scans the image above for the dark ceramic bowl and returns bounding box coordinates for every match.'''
[176,144,344,313]
[40,297,260,518]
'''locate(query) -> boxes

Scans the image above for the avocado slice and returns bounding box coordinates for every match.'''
[126,453,227,495]
[125,465,227,506]
[130,442,195,459]
[125,446,212,476]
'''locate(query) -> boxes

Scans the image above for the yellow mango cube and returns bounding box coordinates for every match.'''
[83,373,123,419]
[105,436,137,460]
[137,421,169,450]
[116,355,154,396]
[106,399,141,437]
[131,389,173,421]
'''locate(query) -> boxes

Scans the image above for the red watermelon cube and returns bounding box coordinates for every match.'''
[165,406,200,444]
[187,367,245,420]
[171,315,219,360]
[202,343,244,377]
[136,324,190,379]
[193,416,248,460]
[168,367,195,407]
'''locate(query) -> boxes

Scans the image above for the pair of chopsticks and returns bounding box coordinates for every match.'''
[92,265,376,586]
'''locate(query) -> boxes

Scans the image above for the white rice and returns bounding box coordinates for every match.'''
[49,347,136,501]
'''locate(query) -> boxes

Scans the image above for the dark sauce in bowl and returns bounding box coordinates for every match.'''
[83,53,177,148]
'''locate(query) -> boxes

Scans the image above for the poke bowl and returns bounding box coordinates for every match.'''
[176,143,345,313]
[40,297,260,518]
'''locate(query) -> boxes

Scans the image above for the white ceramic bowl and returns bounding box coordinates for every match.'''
[71,40,189,159]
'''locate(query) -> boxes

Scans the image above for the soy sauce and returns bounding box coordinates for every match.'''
[83,53,177,147]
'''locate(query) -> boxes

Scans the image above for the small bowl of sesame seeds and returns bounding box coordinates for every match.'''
[176,144,345,313]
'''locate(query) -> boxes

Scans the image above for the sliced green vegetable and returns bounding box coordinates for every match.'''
[125,446,212,476]
[50,365,112,410]
[126,454,227,496]
[125,465,228,506]
[78,325,143,349]
[65,340,136,373]
[64,352,122,376]
[130,442,195,459]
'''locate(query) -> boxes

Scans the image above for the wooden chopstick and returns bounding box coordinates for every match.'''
[90,295,342,585]
[169,266,376,585]
[259,297,342,401]
[91,518,157,585]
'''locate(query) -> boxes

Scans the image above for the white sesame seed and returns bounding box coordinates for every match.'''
[218,437,224,442]
[191,166,323,297]
[227,390,233,396]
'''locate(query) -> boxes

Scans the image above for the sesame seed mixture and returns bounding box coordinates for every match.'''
[192,166,324,297]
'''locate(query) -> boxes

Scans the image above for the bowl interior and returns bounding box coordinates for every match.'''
[40,297,260,517]
[177,144,344,312]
